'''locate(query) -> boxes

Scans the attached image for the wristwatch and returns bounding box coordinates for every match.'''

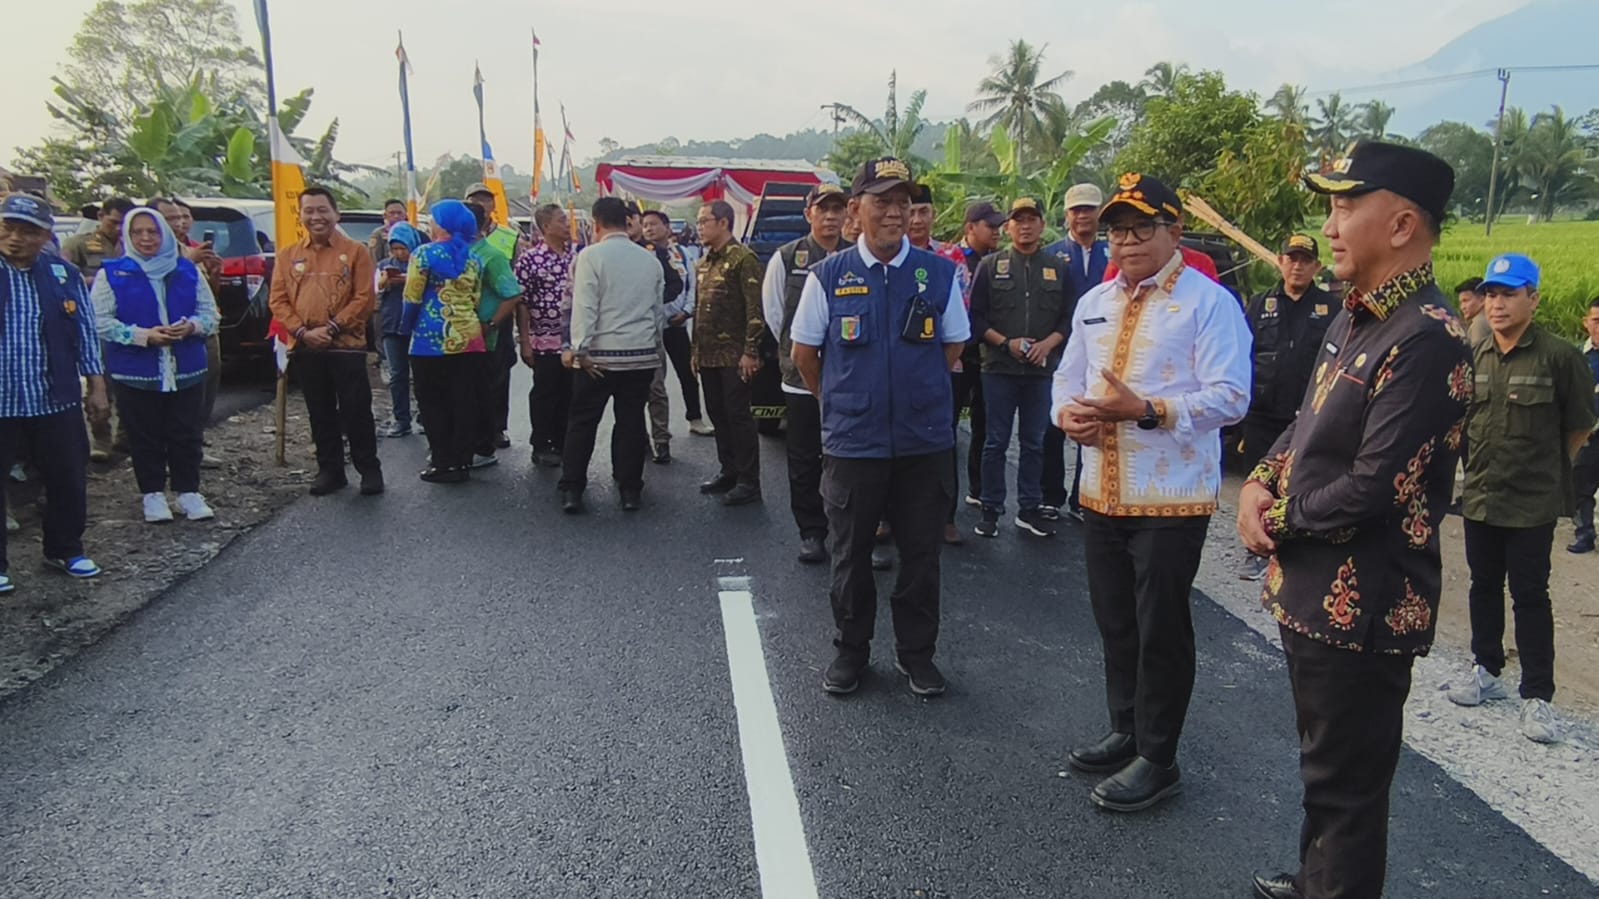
[1136,399,1160,431]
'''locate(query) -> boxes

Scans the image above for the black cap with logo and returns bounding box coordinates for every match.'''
[1304,140,1455,223]
[851,157,914,197]
[1101,172,1183,221]
[805,183,847,208]
[1282,234,1319,259]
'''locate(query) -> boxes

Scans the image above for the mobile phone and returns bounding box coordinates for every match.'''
[201,230,216,246]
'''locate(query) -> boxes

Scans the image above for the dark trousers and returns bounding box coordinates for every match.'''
[1463,519,1557,701]
[381,335,412,427]
[201,333,221,428]
[663,326,701,421]
[560,368,653,492]
[823,451,952,662]
[1573,441,1599,545]
[783,391,826,540]
[293,351,379,476]
[487,322,515,434]
[528,352,573,454]
[701,366,759,487]
[949,367,984,521]
[411,354,479,471]
[1282,627,1414,899]
[1041,428,1083,512]
[1082,512,1209,766]
[1240,415,1291,471]
[980,373,1051,513]
[0,408,89,571]
[113,383,204,495]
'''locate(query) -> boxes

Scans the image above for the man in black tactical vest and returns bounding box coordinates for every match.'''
[761,183,849,562]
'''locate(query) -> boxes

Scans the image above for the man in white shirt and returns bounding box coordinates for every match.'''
[1052,173,1251,812]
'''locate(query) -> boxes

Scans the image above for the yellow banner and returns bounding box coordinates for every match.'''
[481,157,510,226]
[268,116,307,248]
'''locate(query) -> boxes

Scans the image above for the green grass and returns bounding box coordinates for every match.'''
[1436,220,1599,342]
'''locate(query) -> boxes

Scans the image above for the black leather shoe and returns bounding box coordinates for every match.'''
[700,474,737,495]
[797,536,828,564]
[651,443,671,464]
[1252,872,1302,899]
[823,652,868,695]
[359,470,385,496]
[895,658,946,697]
[620,488,642,511]
[1068,732,1137,773]
[561,489,585,514]
[1090,757,1181,812]
[1568,538,1595,555]
[494,431,512,449]
[870,545,894,571]
[420,466,468,484]
[722,483,762,506]
[309,470,347,496]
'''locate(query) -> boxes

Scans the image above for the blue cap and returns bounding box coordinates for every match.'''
[1480,253,1540,291]
[0,194,54,230]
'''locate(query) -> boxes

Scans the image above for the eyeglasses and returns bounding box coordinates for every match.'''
[1105,219,1173,244]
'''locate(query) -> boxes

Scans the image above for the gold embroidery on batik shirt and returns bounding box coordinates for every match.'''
[1323,558,1361,631]
[1385,579,1433,636]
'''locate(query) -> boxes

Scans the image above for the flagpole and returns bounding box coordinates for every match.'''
[253,0,291,465]
[397,30,419,225]
[531,28,543,206]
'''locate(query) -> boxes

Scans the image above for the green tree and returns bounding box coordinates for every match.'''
[1310,93,1357,162]
[1116,70,1260,189]
[1200,118,1320,291]
[1358,100,1397,140]
[968,40,1072,171]
[1140,61,1190,99]
[1266,84,1310,127]
[1517,105,1597,220]
[927,116,1116,239]
[1416,121,1494,217]
[57,0,262,124]
[830,71,930,167]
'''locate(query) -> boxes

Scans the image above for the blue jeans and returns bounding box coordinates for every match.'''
[979,373,1051,514]
[381,335,412,427]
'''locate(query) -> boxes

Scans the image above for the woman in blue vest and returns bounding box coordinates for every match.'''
[89,207,219,523]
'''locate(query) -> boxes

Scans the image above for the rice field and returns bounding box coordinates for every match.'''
[1435,219,1599,342]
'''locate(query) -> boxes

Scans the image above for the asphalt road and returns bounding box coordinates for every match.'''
[1,367,1592,898]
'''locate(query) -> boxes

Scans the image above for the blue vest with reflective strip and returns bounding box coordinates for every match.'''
[816,246,956,459]
[101,256,206,388]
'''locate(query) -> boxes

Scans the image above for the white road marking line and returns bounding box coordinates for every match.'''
[718,582,820,899]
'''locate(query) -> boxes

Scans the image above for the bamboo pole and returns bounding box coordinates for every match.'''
[274,370,287,466]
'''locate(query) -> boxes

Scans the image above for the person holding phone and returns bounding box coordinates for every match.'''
[154,198,223,461]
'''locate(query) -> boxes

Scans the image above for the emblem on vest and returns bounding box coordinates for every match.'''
[995,258,1011,278]
[50,263,68,284]
[840,316,863,342]
[1042,268,1058,282]
[1264,297,1278,315]
[794,249,810,268]
[1314,304,1329,317]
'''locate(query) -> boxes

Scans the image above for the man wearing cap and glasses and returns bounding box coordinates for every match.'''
[1238,141,1472,899]
[1042,183,1109,523]
[763,182,848,563]
[969,197,1073,540]
[1237,235,1336,581]
[790,157,969,697]
[1446,252,1593,745]
[0,194,111,593]
[1054,172,1251,813]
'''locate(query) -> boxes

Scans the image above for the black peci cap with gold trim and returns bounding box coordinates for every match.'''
[1304,140,1455,223]
[1102,172,1182,221]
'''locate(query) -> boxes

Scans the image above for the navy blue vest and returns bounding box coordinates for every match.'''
[0,252,86,410]
[101,256,206,388]
[816,245,956,459]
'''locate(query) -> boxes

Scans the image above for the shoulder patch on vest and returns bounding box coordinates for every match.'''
[794,249,809,268]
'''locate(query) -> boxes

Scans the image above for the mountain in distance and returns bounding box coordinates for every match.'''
[1380,0,1599,133]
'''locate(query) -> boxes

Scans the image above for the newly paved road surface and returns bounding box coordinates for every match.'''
[2,370,1592,898]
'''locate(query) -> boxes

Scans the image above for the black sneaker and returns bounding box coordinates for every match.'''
[1037,505,1061,521]
[309,470,347,496]
[797,536,828,564]
[494,431,512,449]
[895,658,946,697]
[1568,538,1595,555]
[1016,508,1057,537]
[974,508,1000,538]
[651,443,672,464]
[722,483,762,506]
[823,653,868,694]
[359,470,385,496]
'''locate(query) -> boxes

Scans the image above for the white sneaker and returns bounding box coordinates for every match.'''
[1446,664,1510,707]
[688,418,715,436]
[1520,698,1559,744]
[174,492,215,521]
[143,493,174,523]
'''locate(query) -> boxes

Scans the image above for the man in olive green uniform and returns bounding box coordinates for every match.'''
[692,199,766,507]
[1448,253,1596,746]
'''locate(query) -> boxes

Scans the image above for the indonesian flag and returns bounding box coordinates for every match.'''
[266,319,293,374]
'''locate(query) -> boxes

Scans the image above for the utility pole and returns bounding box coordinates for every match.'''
[1484,68,1511,237]
[821,103,848,153]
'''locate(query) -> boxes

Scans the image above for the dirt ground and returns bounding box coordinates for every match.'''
[0,387,328,699]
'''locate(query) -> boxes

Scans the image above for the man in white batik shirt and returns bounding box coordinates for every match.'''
[1051,172,1251,814]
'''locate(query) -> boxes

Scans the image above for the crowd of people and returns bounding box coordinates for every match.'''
[3,137,1598,899]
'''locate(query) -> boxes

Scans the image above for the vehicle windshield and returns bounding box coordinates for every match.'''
[186,209,262,258]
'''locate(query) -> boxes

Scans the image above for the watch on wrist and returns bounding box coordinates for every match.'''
[1136,399,1160,430]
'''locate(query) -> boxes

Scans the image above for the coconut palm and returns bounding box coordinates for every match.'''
[1267,84,1310,126]
[1140,61,1190,99]
[1359,100,1397,140]
[1311,92,1357,162]
[968,39,1073,171]
[1517,105,1597,220]
[830,70,929,166]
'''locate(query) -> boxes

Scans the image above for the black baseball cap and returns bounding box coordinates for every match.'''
[1102,173,1183,221]
[851,157,914,197]
[805,183,847,208]
[1008,197,1045,220]
[1304,140,1455,224]
[1282,234,1319,259]
[910,182,935,206]
[964,201,1005,228]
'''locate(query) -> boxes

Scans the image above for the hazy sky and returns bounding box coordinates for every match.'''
[9,0,1529,174]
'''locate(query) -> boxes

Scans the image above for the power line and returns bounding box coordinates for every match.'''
[1307,63,1599,97]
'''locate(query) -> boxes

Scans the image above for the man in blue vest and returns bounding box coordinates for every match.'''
[790,157,971,697]
[1042,183,1109,522]
[0,194,110,593]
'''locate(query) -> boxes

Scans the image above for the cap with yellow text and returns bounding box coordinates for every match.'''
[1008,197,1045,220]
[851,157,914,197]
[1101,172,1182,221]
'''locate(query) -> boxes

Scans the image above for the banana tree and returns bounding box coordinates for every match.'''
[925,115,1116,238]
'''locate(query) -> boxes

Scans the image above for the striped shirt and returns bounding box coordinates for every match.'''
[1,255,104,418]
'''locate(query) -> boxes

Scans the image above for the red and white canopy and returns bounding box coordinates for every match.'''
[593,156,839,211]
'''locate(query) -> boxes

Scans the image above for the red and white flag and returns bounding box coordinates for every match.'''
[266,319,293,374]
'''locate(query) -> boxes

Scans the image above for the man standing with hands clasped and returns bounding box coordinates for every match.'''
[692,200,765,507]
[1054,173,1251,812]
[1240,141,1471,899]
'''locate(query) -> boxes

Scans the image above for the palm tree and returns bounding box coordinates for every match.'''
[968,40,1073,171]
[1140,61,1189,98]
[1266,83,1310,126]
[1358,100,1397,139]
[1517,105,1597,220]
[1311,93,1357,162]
[832,70,929,165]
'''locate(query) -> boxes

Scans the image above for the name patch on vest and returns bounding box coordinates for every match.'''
[1042,268,1058,282]
[835,286,869,297]
[1314,304,1329,316]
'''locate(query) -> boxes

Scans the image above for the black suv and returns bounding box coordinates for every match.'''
[186,200,277,358]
